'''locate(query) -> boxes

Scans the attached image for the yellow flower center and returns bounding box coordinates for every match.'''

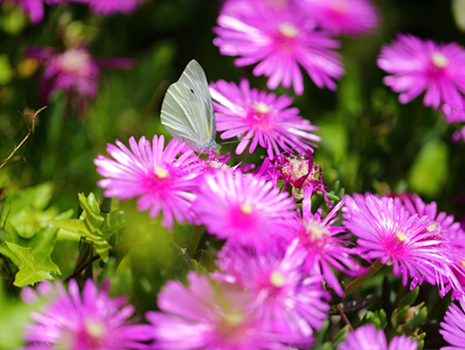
[279,23,299,38]
[431,52,449,68]
[154,167,169,178]
[270,271,286,287]
[58,49,91,74]
[240,203,253,214]
[84,319,106,339]
[396,231,407,242]
[254,102,271,114]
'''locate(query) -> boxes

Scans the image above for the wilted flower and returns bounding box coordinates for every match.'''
[194,171,295,251]
[338,324,417,350]
[297,0,379,36]
[378,34,465,113]
[94,135,201,230]
[23,279,151,349]
[343,193,452,288]
[214,239,330,346]
[213,1,344,95]
[440,297,465,350]
[24,45,132,108]
[146,272,291,350]
[291,199,366,296]
[210,79,320,157]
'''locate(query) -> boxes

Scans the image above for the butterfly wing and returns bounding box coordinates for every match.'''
[161,60,219,154]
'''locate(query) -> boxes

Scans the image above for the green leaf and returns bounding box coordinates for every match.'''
[408,139,449,197]
[0,224,61,287]
[5,242,54,286]
[452,0,465,31]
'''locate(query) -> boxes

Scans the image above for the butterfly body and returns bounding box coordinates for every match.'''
[161,60,219,154]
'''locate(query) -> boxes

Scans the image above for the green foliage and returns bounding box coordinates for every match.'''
[53,193,127,262]
[408,139,449,198]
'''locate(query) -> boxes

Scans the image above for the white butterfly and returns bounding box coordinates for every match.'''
[161,59,220,154]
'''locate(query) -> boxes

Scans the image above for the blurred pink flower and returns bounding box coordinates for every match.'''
[210,79,320,157]
[214,239,330,347]
[25,46,133,107]
[146,272,291,350]
[194,171,295,251]
[213,1,344,95]
[452,126,465,143]
[86,0,142,15]
[298,0,379,36]
[440,297,465,350]
[338,324,417,350]
[94,135,201,230]
[24,279,150,349]
[378,34,465,112]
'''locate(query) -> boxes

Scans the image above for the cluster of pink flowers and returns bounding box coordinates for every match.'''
[10,0,142,25]
[213,0,379,95]
[377,33,465,142]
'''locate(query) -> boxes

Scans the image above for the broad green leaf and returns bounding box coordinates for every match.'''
[5,242,54,286]
[0,224,60,287]
[408,139,449,197]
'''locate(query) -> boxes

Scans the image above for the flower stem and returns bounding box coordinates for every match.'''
[336,304,354,332]
[344,259,383,297]
[189,225,205,258]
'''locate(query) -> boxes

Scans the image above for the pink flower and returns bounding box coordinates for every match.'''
[23,279,151,349]
[194,171,296,251]
[214,239,330,347]
[398,193,465,298]
[291,199,366,296]
[86,0,141,15]
[146,272,291,350]
[452,126,465,143]
[338,324,417,350]
[378,34,465,111]
[440,297,465,350]
[210,79,320,157]
[25,45,132,107]
[342,193,451,288]
[298,0,379,36]
[213,1,344,95]
[94,135,201,230]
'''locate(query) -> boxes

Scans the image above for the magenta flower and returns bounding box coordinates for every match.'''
[146,272,291,350]
[398,193,465,297]
[210,79,320,157]
[440,298,465,350]
[338,324,417,350]
[291,199,366,296]
[194,171,296,251]
[452,126,465,143]
[25,45,133,107]
[86,0,141,15]
[298,0,379,36]
[378,34,465,111]
[94,135,201,230]
[342,193,451,288]
[213,2,344,95]
[23,279,150,349]
[214,239,330,347]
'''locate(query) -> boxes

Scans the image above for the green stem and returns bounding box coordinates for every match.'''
[189,225,205,258]
[100,197,112,214]
[344,260,383,297]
